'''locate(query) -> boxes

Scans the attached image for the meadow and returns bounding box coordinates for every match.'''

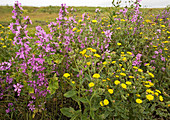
[0,0,170,119]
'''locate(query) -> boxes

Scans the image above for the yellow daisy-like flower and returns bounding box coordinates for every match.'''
[115,75,119,78]
[114,80,120,85]
[161,25,165,27]
[145,63,150,66]
[86,62,91,66]
[127,51,132,55]
[117,43,122,46]
[148,72,154,78]
[155,89,161,94]
[136,94,141,97]
[92,74,100,79]
[72,27,77,31]
[122,57,127,61]
[146,89,154,94]
[63,73,70,78]
[146,94,154,101]
[88,82,95,87]
[159,96,163,101]
[121,83,127,89]
[133,66,138,69]
[119,64,122,67]
[79,49,86,55]
[92,20,97,23]
[102,79,106,82]
[91,49,96,52]
[126,81,132,85]
[94,54,101,58]
[122,68,125,71]
[129,76,134,78]
[103,99,109,105]
[112,61,116,64]
[103,61,107,65]
[138,69,143,72]
[145,85,151,88]
[120,73,126,76]
[136,99,142,104]
[108,89,114,94]
[87,48,93,50]
[100,101,104,106]
[72,81,75,84]
[154,92,159,96]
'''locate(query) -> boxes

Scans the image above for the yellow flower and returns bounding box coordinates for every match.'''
[133,66,138,69]
[108,89,114,94]
[116,27,121,30]
[91,49,96,52]
[119,64,122,67]
[92,74,100,79]
[92,20,97,23]
[120,73,126,76]
[146,89,154,94]
[164,48,168,50]
[136,99,142,104]
[94,54,101,58]
[146,94,154,101]
[122,57,127,61]
[72,27,77,31]
[154,92,159,96]
[138,69,143,72]
[127,51,132,55]
[145,85,151,88]
[114,80,120,85]
[79,49,86,55]
[159,96,163,101]
[148,72,154,78]
[136,94,141,97]
[102,79,106,82]
[63,73,70,78]
[145,63,150,66]
[78,19,82,22]
[112,61,116,64]
[107,78,110,81]
[100,101,104,106]
[129,76,134,78]
[103,99,109,105]
[142,76,145,78]
[155,89,161,94]
[115,75,119,78]
[121,83,127,89]
[126,81,132,85]
[103,61,107,65]
[87,48,93,50]
[117,43,121,46]
[122,68,125,71]
[87,62,91,66]
[77,30,81,32]
[72,81,75,84]
[88,82,95,87]
[2,46,6,48]
[161,25,165,27]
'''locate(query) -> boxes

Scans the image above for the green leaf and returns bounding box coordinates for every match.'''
[70,110,81,120]
[72,67,79,72]
[79,97,88,103]
[64,90,77,98]
[60,107,75,118]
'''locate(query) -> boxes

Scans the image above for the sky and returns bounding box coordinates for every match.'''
[0,0,170,8]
